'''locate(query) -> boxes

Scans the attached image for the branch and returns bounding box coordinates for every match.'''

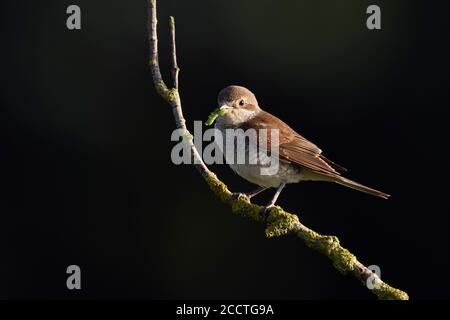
[147,0,408,300]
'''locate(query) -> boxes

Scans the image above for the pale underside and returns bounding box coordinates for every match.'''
[214,127,325,188]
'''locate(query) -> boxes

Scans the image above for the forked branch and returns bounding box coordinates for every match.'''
[147,0,408,300]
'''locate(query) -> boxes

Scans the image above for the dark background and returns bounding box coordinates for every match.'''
[1,0,449,299]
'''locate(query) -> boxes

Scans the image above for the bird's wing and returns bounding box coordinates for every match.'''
[239,110,346,176]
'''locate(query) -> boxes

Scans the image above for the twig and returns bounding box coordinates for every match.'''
[169,17,180,90]
[147,0,408,300]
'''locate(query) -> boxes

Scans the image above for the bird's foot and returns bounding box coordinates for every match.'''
[230,187,268,203]
[230,192,250,202]
[259,205,275,226]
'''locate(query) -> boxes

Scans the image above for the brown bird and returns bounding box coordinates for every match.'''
[213,85,389,215]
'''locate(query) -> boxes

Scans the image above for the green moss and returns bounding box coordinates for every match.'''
[331,247,357,274]
[230,195,263,222]
[153,81,179,104]
[373,283,409,300]
[154,80,169,97]
[299,232,357,274]
[265,207,299,238]
[182,130,193,140]
[204,173,232,203]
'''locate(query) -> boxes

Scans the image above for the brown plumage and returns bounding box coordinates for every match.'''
[239,110,389,199]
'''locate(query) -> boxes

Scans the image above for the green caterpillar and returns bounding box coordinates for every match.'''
[205,106,229,126]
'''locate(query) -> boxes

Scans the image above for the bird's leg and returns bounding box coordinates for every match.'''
[231,187,268,201]
[246,186,269,199]
[260,183,286,223]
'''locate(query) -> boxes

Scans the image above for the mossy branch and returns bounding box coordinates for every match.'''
[147,0,408,300]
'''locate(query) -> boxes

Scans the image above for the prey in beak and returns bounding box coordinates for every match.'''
[205,105,230,126]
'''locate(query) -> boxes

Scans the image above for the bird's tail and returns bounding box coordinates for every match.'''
[333,176,390,199]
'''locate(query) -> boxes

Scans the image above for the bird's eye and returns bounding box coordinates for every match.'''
[239,99,245,106]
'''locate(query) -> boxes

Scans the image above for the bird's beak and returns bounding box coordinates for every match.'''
[219,105,231,112]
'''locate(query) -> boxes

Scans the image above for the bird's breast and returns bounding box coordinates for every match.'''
[214,126,304,187]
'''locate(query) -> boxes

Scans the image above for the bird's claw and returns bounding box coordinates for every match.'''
[259,205,274,226]
[230,192,250,202]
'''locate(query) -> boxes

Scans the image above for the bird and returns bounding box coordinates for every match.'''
[213,85,389,216]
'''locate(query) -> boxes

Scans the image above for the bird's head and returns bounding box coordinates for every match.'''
[215,85,261,126]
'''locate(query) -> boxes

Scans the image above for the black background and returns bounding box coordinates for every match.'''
[1,0,450,299]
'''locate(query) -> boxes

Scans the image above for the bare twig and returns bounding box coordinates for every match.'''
[169,16,180,90]
[148,0,207,176]
[147,0,408,300]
